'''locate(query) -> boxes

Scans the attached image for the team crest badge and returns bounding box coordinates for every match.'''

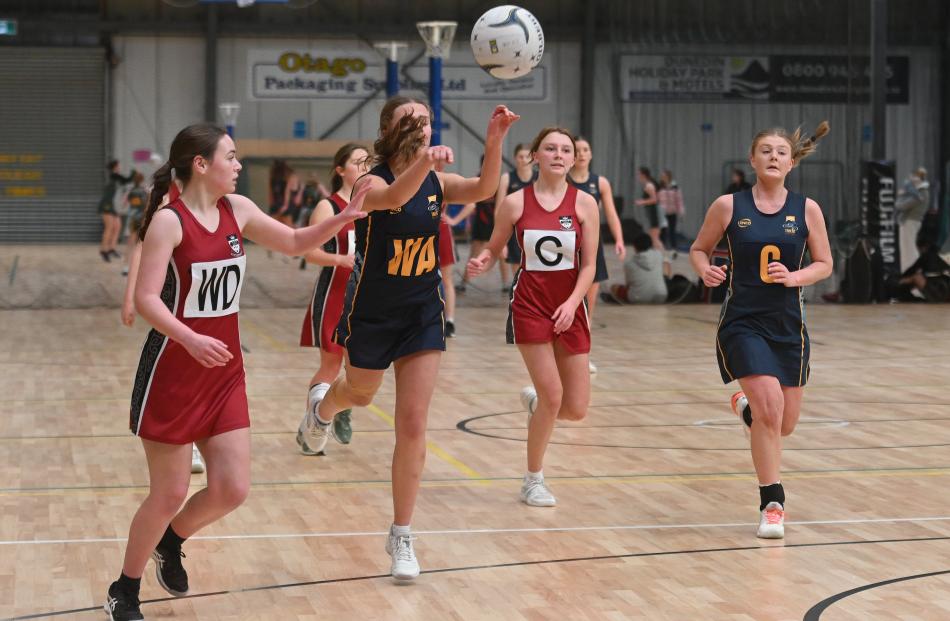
[427,194,440,218]
[783,215,798,235]
[559,216,573,230]
[226,234,242,256]
[738,218,752,229]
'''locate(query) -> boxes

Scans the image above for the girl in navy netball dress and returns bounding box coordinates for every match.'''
[105,124,368,621]
[689,121,832,540]
[297,143,369,452]
[494,143,538,289]
[568,136,626,372]
[468,127,599,508]
[300,97,519,581]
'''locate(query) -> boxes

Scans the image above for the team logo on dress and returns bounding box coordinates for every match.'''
[588,182,596,193]
[559,216,574,230]
[427,194,440,218]
[783,216,798,235]
[738,218,752,229]
[226,234,242,256]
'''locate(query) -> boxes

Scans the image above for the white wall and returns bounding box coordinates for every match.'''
[114,35,580,179]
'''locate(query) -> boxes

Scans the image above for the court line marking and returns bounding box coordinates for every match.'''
[239,316,292,352]
[4,465,950,496]
[4,514,950,547]
[365,403,486,480]
[803,568,950,620]
[3,383,950,404]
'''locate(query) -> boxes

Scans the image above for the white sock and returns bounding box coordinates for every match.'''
[391,524,411,537]
[525,470,543,482]
[309,382,330,402]
[446,316,454,323]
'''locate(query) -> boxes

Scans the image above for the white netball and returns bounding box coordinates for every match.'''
[470,5,544,80]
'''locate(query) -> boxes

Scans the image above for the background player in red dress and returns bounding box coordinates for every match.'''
[297,143,369,452]
[104,123,368,621]
[467,127,599,508]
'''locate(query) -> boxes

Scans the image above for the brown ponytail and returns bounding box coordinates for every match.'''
[750,120,830,164]
[138,123,227,241]
[372,95,431,168]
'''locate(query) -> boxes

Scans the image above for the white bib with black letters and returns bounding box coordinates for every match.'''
[522,229,576,272]
[183,255,246,318]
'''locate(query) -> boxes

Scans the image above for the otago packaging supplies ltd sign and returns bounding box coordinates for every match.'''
[249,49,548,101]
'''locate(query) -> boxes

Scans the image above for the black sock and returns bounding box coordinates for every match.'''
[158,524,186,551]
[116,573,141,595]
[742,403,753,428]
[759,483,785,511]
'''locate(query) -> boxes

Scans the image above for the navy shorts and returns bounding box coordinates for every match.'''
[593,238,608,283]
[716,327,810,387]
[505,233,522,265]
[336,296,446,370]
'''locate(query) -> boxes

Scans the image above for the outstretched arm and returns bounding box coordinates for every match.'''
[440,106,520,204]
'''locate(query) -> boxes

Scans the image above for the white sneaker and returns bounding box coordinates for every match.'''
[520,386,538,421]
[385,530,420,581]
[731,391,751,438]
[520,477,556,507]
[191,445,205,474]
[297,384,331,455]
[756,502,785,539]
[588,360,598,374]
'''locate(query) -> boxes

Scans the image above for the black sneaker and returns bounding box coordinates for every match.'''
[151,545,189,597]
[104,582,144,621]
[100,250,111,263]
[109,249,122,259]
[445,320,456,338]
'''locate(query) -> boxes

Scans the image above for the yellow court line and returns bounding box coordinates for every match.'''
[366,403,487,481]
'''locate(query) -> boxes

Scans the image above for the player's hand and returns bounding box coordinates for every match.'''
[418,145,454,166]
[121,300,135,327]
[768,262,798,286]
[615,240,627,260]
[551,298,580,334]
[467,250,492,279]
[701,264,727,287]
[486,105,520,141]
[337,253,355,269]
[182,332,233,368]
[340,183,370,222]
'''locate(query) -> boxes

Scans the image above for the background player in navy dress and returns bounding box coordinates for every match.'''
[689,121,832,540]
[569,136,625,373]
[493,143,537,290]
[468,127,599,508]
[301,96,519,581]
[105,123,368,621]
[296,143,369,451]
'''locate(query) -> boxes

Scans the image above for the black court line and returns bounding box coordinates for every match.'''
[7,534,950,620]
[8,463,950,494]
[803,568,950,620]
[457,412,950,451]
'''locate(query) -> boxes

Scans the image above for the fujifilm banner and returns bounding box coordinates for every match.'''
[249,50,548,101]
[860,160,900,280]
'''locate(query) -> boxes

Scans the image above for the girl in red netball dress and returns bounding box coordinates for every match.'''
[297,144,369,452]
[467,127,599,508]
[104,123,368,621]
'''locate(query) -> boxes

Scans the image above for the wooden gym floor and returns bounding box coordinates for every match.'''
[2,244,950,620]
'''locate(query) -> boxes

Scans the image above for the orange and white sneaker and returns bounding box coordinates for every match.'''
[731,391,751,437]
[757,502,785,539]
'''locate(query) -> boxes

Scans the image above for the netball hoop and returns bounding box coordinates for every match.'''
[218,102,240,137]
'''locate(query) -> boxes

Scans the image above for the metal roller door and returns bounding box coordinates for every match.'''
[0,47,105,242]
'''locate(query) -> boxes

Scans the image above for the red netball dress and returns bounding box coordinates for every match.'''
[300,193,355,353]
[507,184,591,354]
[438,211,456,267]
[129,197,249,444]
